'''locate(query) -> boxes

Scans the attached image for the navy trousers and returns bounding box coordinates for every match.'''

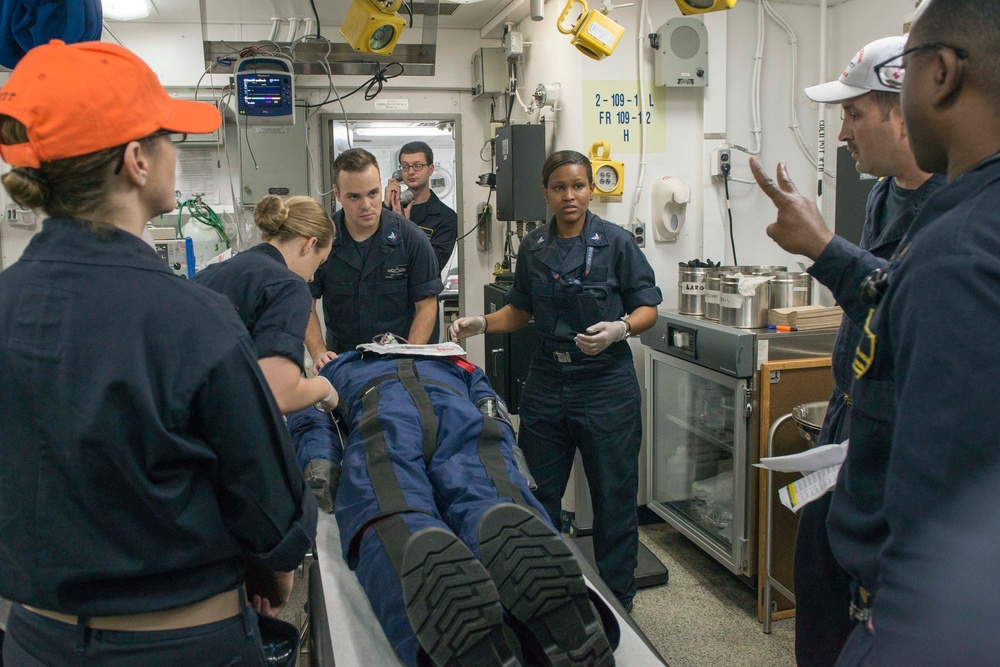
[794,492,856,666]
[2,602,265,667]
[518,348,642,606]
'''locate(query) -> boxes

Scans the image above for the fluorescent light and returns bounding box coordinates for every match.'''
[353,127,452,137]
[102,0,155,20]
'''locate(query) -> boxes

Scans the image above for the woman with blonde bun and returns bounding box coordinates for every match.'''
[193,194,337,414]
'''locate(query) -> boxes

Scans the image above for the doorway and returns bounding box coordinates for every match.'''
[320,115,462,285]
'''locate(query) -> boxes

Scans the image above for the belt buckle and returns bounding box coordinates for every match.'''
[849,602,871,623]
[553,351,572,363]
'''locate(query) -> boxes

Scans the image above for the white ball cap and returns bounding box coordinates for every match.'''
[804,36,908,103]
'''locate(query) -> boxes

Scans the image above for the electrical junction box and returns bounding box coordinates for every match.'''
[589,141,625,198]
[239,120,309,206]
[154,236,229,278]
[496,124,547,222]
[655,18,709,88]
[472,48,507,99]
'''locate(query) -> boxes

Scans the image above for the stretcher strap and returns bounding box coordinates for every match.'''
[372,514,412,576]
[351,375,460,407]
[396,359,439,466]
[348,385,427,571]
[476,415,528,507]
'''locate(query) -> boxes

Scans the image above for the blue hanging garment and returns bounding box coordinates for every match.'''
[0,0,103,69]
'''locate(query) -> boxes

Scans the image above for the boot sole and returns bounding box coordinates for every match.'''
[477,504,616,667]
[401,527,522,667]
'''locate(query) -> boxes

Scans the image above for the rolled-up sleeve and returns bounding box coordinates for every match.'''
[251,282,312,371]
[192,339,317,573]
[617,237,662,313]
[407,229,444,302]
[507,242,533,314]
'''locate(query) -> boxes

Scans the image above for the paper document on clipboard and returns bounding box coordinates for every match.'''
[756,440,848,512]
[756,440,848,473]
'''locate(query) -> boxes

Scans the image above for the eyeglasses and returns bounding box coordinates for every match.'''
[398,163,428,173]
[873,42,969,90]
[113,130,187,175]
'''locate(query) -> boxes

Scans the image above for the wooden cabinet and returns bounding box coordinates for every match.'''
[755,357,834,623]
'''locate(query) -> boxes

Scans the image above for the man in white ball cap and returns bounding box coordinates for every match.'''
[750,34,944,667]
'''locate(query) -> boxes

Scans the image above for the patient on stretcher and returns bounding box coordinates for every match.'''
[287,350,619,667]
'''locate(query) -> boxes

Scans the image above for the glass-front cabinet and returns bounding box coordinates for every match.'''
[646,348,752,575]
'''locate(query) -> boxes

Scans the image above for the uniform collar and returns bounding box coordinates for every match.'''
[330,208,403,275]
[530,211,610,250]
[20,218,174,275]
[254,242,288,267]
[867,174,946,254]
[416,190,441,211]
[529,211,609,275]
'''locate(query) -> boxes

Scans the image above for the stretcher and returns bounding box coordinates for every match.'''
[308,511,668,666]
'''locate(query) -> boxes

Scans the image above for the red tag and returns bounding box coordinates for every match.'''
[451,356,476,373]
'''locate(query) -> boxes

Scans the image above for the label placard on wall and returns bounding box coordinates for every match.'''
[583,81,667,154]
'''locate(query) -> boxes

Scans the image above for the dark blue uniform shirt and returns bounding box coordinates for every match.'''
[507,211,662,354]
[0,219,317,616]
[409,190,457,273]
[809,175,944,447]
[192,242,312,371]
[309,208,442,353]
[827,154,1000,598]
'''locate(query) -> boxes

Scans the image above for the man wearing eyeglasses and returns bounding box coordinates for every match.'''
[837,0,1000,663]
[750,34,944,667]
[385,141,458,343]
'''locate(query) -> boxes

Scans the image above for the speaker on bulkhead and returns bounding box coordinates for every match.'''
[654,17,709,88]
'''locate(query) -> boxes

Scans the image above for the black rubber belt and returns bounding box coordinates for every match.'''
[396,359,439,466]
[476,415,528,507]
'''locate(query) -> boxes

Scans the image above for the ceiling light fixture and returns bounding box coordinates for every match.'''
[353,126,453,137]
[102,0,155,20]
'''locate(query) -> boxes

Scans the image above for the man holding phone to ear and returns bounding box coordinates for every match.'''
[385,141,458,275]
[385,141,458,344]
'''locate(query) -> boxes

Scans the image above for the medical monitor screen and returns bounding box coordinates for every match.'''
[237,73,293,118]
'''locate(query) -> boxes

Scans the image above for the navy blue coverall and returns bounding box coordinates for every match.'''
[309,209,442,353]
[0,220,316,665]
[829,153,1000,664]
[192,242,313,370]
[507,211,662,607]
[289,352,548,665]
[408,191,457,343]
[793,174,943,666]
[409,190,457,275]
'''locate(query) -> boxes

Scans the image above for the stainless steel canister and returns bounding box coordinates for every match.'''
[745,265,788,276]
[719,275,771,328]
[770,271,813,309]
[704,266,740,321]
[678,266,710,316]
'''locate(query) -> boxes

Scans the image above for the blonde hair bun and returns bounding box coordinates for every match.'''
[253,194,290,235]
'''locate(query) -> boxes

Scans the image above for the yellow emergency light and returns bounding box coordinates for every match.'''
[557,0,625,61]
[589,141,625,197]
[340,0,406,56]
[675,0,737,15]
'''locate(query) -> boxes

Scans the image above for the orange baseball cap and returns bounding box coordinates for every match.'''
[0,40,221,169]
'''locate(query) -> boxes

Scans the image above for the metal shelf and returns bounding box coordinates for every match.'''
[666,413,735,454]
